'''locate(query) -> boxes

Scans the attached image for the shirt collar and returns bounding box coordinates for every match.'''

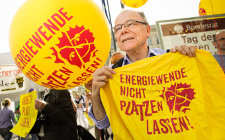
[123,47,159,66]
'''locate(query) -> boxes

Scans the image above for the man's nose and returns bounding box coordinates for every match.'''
[121,25,129,34]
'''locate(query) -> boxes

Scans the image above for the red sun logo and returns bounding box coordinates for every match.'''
[160,83,196,114]
[199,8,207,16]
[46,25,97,68]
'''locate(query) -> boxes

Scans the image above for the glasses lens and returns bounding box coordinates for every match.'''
[219,38,225,41]
[114,25,121,32]
[127,20,136,26]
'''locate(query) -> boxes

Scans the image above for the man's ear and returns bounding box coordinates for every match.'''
[146,25,151,38]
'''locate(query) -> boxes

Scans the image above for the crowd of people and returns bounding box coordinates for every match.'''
[1,9,224,140]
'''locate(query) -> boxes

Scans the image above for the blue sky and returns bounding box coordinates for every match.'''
[0,0,200,53]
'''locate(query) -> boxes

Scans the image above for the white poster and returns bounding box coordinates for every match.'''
[0,65,27,94]
[156,14,225,54]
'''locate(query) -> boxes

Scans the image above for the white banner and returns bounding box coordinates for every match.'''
[0,65,27,94]
[156,14,225,54]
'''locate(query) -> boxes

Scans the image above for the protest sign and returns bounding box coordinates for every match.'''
[0,65,27,94]
[11,90,38,137]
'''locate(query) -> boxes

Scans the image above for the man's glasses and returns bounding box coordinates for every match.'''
[218,38,225,41]
[213,34,225,42]
[113,20,148,33]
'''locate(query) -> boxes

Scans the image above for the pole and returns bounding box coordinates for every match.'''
[120,2,125,9]
[102,0,117,53]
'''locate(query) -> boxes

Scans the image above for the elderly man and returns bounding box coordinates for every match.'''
[89,10,196,129]
[213,31,225,72]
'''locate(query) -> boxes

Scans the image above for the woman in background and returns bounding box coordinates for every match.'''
[0,98,16,140]
[35,89,78,140]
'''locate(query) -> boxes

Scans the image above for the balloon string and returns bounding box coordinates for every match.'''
[209,0,224,71]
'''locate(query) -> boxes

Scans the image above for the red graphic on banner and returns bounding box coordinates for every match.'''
[160,83,196,114]
[199,8,207,16]
[47,26,96,68]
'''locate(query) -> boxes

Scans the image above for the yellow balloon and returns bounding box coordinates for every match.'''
[121,0,148,8]
[10,0,111,89]
[199,0,225,16]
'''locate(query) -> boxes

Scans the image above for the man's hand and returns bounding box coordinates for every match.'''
[35,99,46,110]
[14,109,20,114]
[92,66,116,120]
[92,66,116,95]
[170,45,196,57]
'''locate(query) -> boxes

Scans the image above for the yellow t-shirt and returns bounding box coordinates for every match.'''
[101,50,225,140]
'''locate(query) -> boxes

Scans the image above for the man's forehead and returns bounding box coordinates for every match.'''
[115,11,141,24]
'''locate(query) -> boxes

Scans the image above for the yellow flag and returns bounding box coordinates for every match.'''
[199,0,225,16]
[10,91,38,137]
[100,50,225,140]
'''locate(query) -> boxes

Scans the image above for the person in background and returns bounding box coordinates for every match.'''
[14,101,22,140]
[213,31,225,72]
[0,98,16,140]
[35,89,78,140]
[28,88,41,140]
[89,9,196,131]
[110,52,125,65]
[75,93,88,129]
[85,90,92,114]
[70,95,77,114]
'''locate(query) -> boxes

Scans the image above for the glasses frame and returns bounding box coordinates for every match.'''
[218,37,225,41]
[213,37,225,43]
[113,20,148,33]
